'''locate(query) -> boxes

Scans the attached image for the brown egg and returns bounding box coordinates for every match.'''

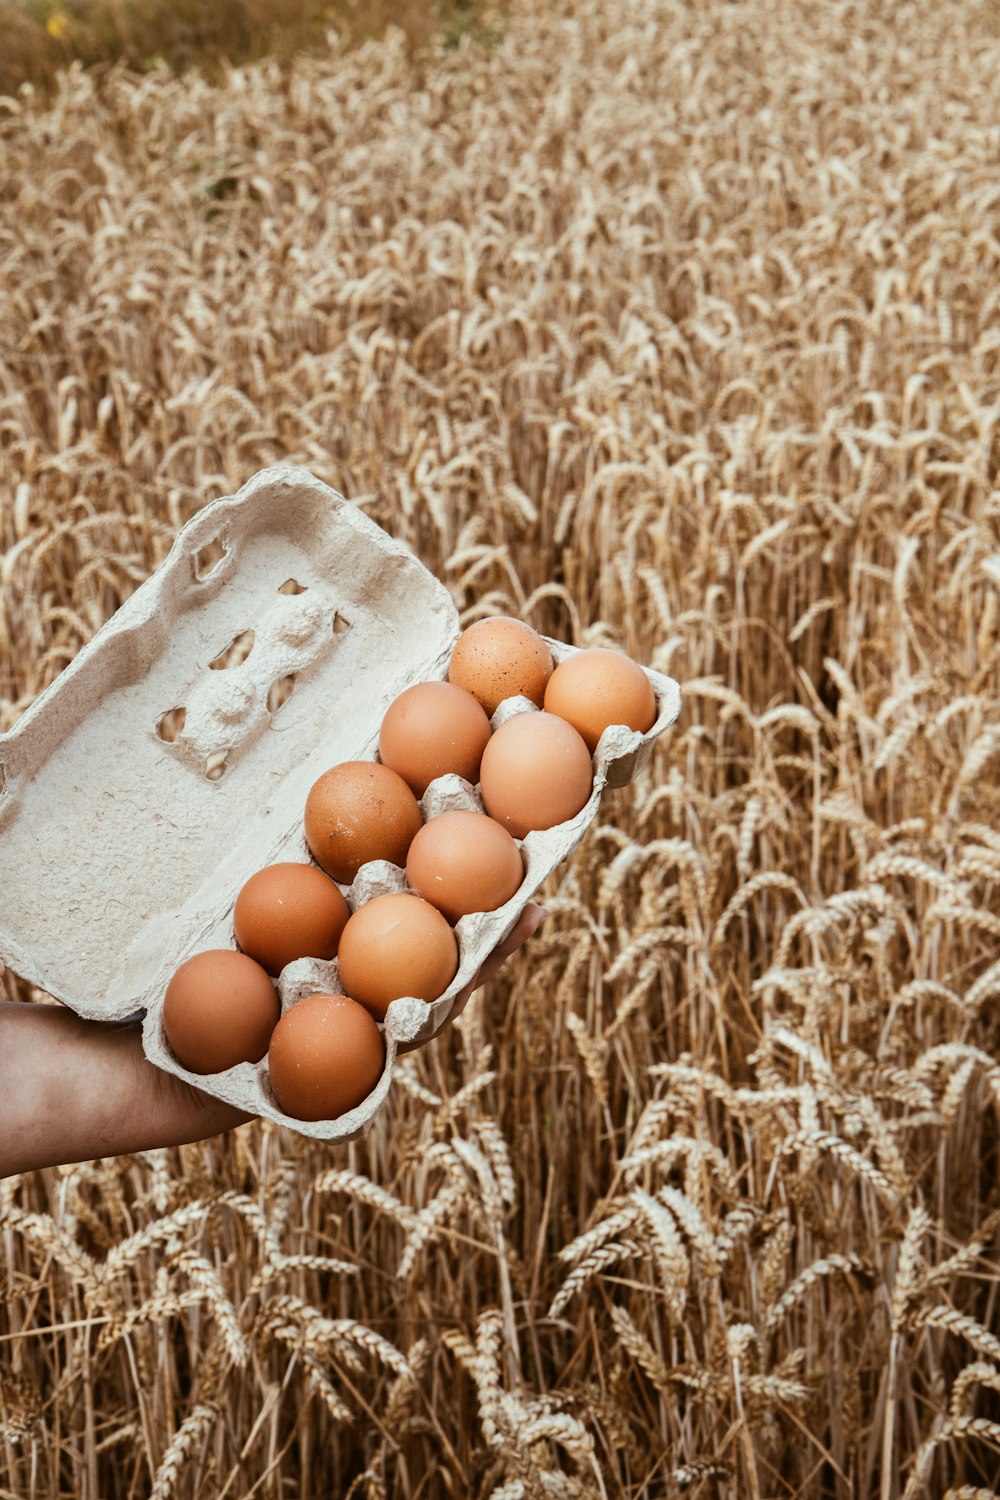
[268,993,385,1121]
[479,710,593,838]
[544,648,657,753]
[379,681,492,796]
[233,862,350,976]
[337,892,459,1020]
[448,616,554,717]
[163,948,279,1075]
[406,810,524,922]
[304,761,423,883]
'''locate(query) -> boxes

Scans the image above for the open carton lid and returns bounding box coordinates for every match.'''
[0,467,459,1016]
[0,466,681,1141]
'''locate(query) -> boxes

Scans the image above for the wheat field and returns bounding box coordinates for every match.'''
[2,0,1000,1494]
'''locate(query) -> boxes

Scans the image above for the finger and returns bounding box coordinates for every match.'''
[472,901,547,991]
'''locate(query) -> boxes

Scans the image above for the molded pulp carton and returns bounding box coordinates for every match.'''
[0,467,682,1141]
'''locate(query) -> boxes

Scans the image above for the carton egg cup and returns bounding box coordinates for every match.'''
[0,467,681,1143]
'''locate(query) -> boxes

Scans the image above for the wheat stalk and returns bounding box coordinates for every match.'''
[148,1403,216,1500]
[4,0,1000,1491]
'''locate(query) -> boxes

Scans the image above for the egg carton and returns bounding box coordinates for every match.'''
[0,466,682,1142]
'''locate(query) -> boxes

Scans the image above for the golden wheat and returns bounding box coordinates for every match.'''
[3,0,1000,1493]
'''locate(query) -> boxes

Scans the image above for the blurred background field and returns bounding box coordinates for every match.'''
[0,0,504,96]
[2,0,1000,1496]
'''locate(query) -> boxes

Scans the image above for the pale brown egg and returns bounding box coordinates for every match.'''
[479,710,593,838]
[233,862,350,976]
[163,948,279,1075]
[304,761,423,883]
[448,616,553,717]
[337,892,459,1020]
[544,648,657,753]
[406,810,524,922]
[379,680,492,796]
[267,992,385,1121]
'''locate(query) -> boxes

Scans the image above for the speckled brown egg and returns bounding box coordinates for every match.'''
[479,710,594,838]
[234,862,350,976]
[544,648,657,753]
[448,617,553,717]
[379,680,492,796]
[337,892,459,1020]
[267,992,385,1121]
[163,949,279,1075]
[406,810,524,922]
[304,761,423,883]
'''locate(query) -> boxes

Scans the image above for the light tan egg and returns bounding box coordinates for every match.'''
[379,680,492,796]
[234,862,349,976]
[304,761,423,883]
[544,648,656,753]
[337,892,459,1021]
[479,710,593,839]
[406,810,524,922]
[448,616,553,717]
[267,993,385,1121]
[163,949,279,1075]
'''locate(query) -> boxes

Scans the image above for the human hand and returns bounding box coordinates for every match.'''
[0,903,546,1177]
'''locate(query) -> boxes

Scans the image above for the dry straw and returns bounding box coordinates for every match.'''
[3,0,1000,1493]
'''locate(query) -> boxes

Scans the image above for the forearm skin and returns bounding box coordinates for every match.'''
[0,1000,250,1178]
